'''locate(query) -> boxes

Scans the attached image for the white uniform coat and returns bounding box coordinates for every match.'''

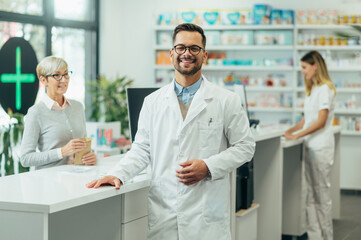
[108,77,255,240]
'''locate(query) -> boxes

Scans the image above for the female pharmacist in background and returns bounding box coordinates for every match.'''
[285,50,336,240]
[21,56,97,169]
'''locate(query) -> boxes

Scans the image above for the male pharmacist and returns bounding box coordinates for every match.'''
[87,23,255,240]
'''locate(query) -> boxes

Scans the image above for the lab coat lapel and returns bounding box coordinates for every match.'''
[182,78,212,128]
[164,81,183,120]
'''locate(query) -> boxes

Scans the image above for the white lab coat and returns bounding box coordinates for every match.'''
[303,84,335,240]
[108,77,255,240]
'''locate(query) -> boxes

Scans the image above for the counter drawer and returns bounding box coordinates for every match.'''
[121,187,149,223]
[121,216,148,240]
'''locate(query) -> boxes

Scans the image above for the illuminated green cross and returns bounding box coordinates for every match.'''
[1,46,35,110]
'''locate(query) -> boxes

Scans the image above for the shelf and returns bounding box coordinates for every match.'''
[246,87,293,92]
[154,25,294,31]
[296,46,361,51]
[154,65,294,71]
[297,67,361,72]
[154,45,293,51]
[336,88,361,93]
[335,109,361,115]
[294,109,361,115]
[203,66,294,71]
[248,107,293,112]
[341,131,361,136]
[295,24,361,30]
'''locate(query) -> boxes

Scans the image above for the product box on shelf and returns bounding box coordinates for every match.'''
[156,51,172,65]
[157,12,177,25]
[296,10,308,24]
[221,31,254,45]
[281,10,294,24]
[199,9,221,25]
[178,8,199,24]
[329,10,338,24]
[253,4,272,24]
[318,10,329,24]
[221,9,241,25]
[157,32,172,45]
[254,31,292,45]
[307,10,318,24]
[271,9,282,24]
[205,31,221,45]
[240,9,253,24]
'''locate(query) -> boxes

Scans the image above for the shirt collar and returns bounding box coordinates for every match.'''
[42,94,71,110]
[174,77,203,97]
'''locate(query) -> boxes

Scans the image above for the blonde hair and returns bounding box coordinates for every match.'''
[301,51,336,96]
[36,56,68,79]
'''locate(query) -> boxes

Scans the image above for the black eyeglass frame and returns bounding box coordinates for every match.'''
[46,71,73,81]
[172,44,205,56]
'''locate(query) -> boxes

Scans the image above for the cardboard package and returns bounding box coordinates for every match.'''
[74,137,92,165]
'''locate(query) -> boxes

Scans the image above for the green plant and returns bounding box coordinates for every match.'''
[335,25,361,41]
[87,75,133,137]
[0,111,30,176]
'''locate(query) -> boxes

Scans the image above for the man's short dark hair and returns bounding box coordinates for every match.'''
[172,23,206,48]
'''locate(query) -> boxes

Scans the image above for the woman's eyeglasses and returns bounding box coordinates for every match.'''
[46,71,73,81]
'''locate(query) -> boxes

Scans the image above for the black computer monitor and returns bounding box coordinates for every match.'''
[127,88,159,142]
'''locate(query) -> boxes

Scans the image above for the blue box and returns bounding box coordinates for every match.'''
[281,10,294,24]
[253,4,272,24]
[271,9,282,24]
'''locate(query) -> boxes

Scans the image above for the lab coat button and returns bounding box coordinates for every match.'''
[178,212,183,218]
[179,152,184,157]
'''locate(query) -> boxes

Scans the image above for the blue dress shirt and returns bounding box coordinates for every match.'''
[174,77,203,105]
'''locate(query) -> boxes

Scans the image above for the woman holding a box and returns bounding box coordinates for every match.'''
[284,51,336,240]
[21,56,97,169]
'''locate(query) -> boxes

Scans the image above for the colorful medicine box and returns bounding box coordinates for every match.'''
[240,9,253,24]
[271,9,282,24]
[253,4,272,24]
[199,9,220,25]
[178,8,198,24]
[221,9,241,25]
[281,10,294,24]
[221,31,254,45]
[158,12,177,25]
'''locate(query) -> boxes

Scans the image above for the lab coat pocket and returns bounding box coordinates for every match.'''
[148,180,161,229]
[203,177,228,223]
[199,122,223,156]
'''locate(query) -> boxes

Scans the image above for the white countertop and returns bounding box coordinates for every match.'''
[251,124,288,142]
[282,125,342,148]
[0,155,150,214]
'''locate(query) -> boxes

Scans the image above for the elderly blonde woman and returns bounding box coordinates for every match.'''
[21,56,97,169]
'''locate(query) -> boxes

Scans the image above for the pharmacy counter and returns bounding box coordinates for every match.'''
[0,156,150,240]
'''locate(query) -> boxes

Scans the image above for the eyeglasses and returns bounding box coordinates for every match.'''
[173,44,204,56]
[46,71,73,81]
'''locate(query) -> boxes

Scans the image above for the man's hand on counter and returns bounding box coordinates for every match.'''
[86,176,122,189]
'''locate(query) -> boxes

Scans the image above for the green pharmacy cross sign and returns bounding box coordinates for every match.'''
[0,37,39,115]
[1,47,35,110]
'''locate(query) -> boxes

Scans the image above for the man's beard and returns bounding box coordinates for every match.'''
[174,57,202,76]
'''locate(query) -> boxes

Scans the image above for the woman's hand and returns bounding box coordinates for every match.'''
[61,138,86,157]
[284,131,299,140]
[82,152,97,165]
